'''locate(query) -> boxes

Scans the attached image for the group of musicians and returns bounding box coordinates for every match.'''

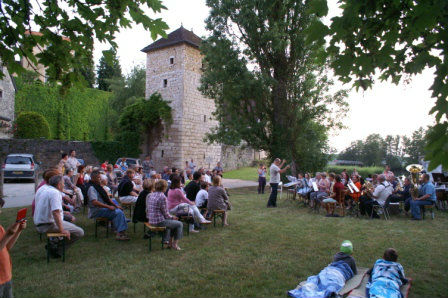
[293,165,437,220]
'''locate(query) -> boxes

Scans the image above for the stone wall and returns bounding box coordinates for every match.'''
[221,145,256,171]
[0,63,15,138]
[0,139,99,171]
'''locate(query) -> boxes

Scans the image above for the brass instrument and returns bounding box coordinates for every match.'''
[395,177,404,192]
[362,181,374,196]
[406,164,424,199]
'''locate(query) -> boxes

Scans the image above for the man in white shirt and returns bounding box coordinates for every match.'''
[34,175,84,257]
[267,158,290,207]
[66,150,80,173]
[360,174,393,218]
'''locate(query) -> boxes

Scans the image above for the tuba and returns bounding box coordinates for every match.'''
[406,164,423,199]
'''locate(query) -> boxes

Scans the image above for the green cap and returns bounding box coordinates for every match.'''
[340,240,353,254]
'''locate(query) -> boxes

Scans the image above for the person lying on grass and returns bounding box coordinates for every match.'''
[367,248,408,298]
[288,240,357,298]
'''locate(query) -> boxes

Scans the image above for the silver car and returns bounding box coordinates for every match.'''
[2,154,39,182]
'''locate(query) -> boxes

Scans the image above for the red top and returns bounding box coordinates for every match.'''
[0,226,12,284]
[101,163,108,170]
[76,175,84,186]
[166,188,194,210]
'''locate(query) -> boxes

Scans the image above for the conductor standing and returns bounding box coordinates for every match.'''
[267,158,290,208]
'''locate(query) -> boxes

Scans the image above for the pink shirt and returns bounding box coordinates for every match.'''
[166,188,194,210]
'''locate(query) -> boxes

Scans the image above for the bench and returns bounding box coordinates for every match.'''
[120,202,134,218]
[143,222,166,252]
[211,210,226,227]
[95,217,111,238]
[46,233,67,263]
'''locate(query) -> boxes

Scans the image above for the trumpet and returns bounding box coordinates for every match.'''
[362,181,374,196]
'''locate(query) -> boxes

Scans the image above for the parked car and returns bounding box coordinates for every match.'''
[2,154,40,182]
[114,158,142,178]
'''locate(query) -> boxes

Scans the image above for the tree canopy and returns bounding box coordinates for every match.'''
[97,48,122,91]
[0,0,168,88]
[327,0,448,170]
[200,0,347,173]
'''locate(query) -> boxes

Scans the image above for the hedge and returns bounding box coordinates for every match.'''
[15,80,111,141]
[91,141,140,163]
[325,165,384,177]
[15,111,50,139]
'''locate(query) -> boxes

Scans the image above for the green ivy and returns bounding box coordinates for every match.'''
[90,141,138,163]
[15,79,111,141]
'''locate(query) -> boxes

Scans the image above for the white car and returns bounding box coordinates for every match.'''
[2,154,40,182]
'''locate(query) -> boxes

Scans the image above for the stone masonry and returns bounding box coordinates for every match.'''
[142,27,257,171]
[0,62,15,139]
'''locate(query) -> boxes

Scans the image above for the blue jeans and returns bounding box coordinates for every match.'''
[95,208,128,233]
[410,200,434,219]
[267,183,278,207]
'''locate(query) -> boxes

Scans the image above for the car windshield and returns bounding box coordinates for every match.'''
[6,156,32,165]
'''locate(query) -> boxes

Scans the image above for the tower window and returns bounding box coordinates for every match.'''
[0,90,3,99]
[163,79,168,88]
[170,57,174,64]
[204,115,206,122]
[161,150,164,157]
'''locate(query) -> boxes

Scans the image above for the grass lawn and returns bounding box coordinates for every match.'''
[2,187,447,297]
[224,166,267,181]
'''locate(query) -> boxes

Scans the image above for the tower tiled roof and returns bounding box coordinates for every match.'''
[141,26,202,53]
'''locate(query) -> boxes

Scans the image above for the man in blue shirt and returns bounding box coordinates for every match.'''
[410,173,436,220]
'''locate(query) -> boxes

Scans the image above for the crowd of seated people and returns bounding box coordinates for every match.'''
[289,164,437,220]
[33,152,231,256]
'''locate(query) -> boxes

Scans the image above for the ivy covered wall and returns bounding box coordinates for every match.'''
[15,80,111,141]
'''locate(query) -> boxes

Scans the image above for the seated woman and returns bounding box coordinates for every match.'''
[347,174,362,209]
[146,180,183,250]
[367,248,408,298]
[167,175,211,233]
[207,175,231,226]
[288,240,357,298]
[296,173,311,196]
[322,175,345,217]
[106,164,118,196]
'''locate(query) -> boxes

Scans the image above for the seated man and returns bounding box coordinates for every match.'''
[34,175,84,258]
[184,172,202,202]
[410,173,436,220]
[360,174,393,218]
[87,170,130,241]
[386,177,412,213]
[367,248,408,298]
[62,168,84,210]
[118,169,139,204]
[288,240,356,298]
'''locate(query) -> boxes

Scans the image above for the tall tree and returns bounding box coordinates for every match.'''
[327,0,448,170]
[200,0,347,173]
[0,0,168,88]
[403,127,427,164]
[97,48,122,91]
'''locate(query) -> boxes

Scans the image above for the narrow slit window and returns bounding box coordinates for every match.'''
[204,115,206,122]
[161,150,164,157]
[0,90,3,99]
[170,57,174,64]
[163,79,168,88]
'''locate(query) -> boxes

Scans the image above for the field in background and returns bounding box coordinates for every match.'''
[224,165,385,181]
[1,187,447,297]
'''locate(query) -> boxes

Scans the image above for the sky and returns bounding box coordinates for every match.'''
[92,0,436,153]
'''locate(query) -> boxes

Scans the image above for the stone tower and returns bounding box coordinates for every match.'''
[141,27,222,171]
